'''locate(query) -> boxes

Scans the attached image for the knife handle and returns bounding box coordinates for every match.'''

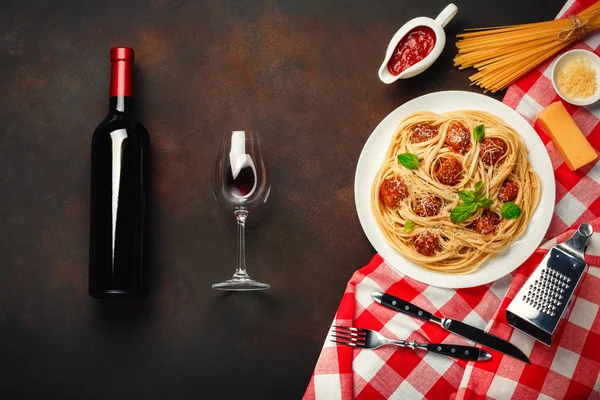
[381,293,435,322]
[426,344,487,361]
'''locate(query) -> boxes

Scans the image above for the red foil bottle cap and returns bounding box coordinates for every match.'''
[110,47,135,62]
[110,47,134,97]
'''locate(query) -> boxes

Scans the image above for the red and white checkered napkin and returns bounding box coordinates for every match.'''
[304,0,600,398]
[304,230,600,400]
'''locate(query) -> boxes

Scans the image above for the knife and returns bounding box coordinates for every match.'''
[372,291,530,363]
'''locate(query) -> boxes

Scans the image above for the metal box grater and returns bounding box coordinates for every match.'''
[506,223,593,346]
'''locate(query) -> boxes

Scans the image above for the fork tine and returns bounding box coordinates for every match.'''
[332,325,357,331]
[329,339,366,348]
[331,333,364,342]
[331,329,364,338]
[330,339,357,347]
[332,325,367,334]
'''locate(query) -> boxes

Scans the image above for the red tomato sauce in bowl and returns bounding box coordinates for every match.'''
[387,26,436,76]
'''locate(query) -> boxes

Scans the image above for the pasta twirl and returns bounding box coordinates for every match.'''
[371,110,540,274]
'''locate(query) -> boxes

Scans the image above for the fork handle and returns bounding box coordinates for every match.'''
[426,344,489,361]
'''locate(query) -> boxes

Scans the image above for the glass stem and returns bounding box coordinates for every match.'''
[234,208,249,278]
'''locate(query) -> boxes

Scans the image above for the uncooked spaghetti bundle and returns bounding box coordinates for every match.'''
[454,2,600,92]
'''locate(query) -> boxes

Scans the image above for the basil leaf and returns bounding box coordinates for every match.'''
[501,202,522,219]
[475,180,483,192]
[473,125,485,142]
[477,197,494,208]
[473,192,486,203]
[450,202,478,224]
[458,190,476,204]
[404,220,416,233]
[397,153,420,170]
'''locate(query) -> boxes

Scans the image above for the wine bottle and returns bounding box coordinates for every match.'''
[89,47,149,298]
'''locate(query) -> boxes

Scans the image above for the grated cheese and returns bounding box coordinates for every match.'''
[557,57,597,99]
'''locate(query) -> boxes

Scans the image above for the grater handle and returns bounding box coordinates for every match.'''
[561,223,593,261]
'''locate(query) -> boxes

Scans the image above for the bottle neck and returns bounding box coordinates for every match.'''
[109,59,134,114]
[109,96,134,114]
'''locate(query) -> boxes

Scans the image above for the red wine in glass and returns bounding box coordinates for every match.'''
[226,165,256,197]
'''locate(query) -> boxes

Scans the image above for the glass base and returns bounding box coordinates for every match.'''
[212,275,270,291]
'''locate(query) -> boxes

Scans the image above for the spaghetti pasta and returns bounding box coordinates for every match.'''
[371,110,540,274]
[454,2,600,92]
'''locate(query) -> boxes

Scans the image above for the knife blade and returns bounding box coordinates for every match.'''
[372,291,530,363]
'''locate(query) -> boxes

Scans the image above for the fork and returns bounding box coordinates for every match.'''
[331,326,491,361]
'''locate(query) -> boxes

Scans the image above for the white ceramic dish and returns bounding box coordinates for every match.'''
[551,49,600,106]
[354,91,555,288]
[378,3,458,84]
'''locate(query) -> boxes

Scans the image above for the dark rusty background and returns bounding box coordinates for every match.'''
[0,0,564,398]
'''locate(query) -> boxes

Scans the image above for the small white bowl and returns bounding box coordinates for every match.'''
[378,3,458,84]
[551,49,600,106]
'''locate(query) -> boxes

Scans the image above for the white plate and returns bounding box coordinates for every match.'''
[354,91,555,288]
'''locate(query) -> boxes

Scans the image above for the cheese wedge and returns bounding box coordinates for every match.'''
[537,102,598,171]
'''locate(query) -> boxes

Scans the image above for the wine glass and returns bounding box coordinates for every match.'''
[212,131,271,291]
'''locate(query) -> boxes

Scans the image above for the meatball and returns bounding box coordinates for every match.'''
[498,179,519,202]
[413,232,441,256]
[434,156,464,186]
[480,138,506,166]
[415,196,443,217]
[445,122,472,154]
[380,177,408,208]
[472,209,501,235]
[410,123,439,143]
